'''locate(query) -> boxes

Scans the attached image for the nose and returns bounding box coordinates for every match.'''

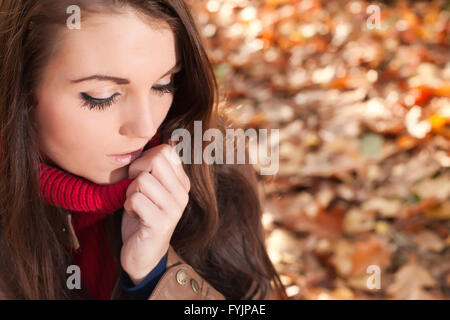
[119,94,156,139]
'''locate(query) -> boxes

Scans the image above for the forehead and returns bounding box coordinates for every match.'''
[45,9,177,83]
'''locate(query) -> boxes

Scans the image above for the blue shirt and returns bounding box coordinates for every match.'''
[119,251,168,300]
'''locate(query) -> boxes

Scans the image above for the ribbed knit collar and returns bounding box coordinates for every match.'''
[39,132,161,220]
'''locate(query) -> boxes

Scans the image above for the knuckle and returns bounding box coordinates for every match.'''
[152,153,165,171]
[161,144,177,162]
[130,150,154,170]
[160,144,172,153]
[137,170,149,179]
[136,171,150,188]
[128,192,142,210]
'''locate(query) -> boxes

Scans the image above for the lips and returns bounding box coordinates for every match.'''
[107,147,144,165]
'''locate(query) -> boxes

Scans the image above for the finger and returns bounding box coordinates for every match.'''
[123,191,161,229]
[129,145,189,198]
[151,149,190,200]
[128,145,173,179]
[128,148,156,180]
[128,171,185,216]
[161,142,191,192]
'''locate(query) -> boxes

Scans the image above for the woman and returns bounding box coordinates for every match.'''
[0,0,287,300]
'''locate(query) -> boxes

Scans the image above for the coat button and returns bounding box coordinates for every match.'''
[191,279,200,293]
[176,269,188,285]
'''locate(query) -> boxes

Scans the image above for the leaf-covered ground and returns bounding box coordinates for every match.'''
[187,0,449,299]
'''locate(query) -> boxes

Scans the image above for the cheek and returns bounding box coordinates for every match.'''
[34,94,111,158]
[154,95,174,123]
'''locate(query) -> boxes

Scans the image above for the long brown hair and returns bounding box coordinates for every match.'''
[0,0,287,300]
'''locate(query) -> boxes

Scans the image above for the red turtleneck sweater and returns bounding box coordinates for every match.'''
[38,132,162,299]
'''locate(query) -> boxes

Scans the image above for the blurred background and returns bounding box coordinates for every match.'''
[186,0,449,299]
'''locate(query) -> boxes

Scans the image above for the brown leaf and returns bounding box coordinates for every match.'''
[412,230,446,253]
[387,257,438,300]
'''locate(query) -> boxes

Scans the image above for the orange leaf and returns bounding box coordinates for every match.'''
[433,84,450,97]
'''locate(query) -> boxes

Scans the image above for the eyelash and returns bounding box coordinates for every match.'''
[80,82,178,111]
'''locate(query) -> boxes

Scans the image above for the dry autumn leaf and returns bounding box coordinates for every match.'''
[387,257,438,300]
[188,0,450,300]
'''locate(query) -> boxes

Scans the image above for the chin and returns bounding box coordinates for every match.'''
[104,166,129,184]
[81,165,129,185]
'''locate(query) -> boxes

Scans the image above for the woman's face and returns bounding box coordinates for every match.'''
[33,9,180,184]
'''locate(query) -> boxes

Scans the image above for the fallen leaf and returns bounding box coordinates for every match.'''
[387,257,438,300]
[412,230,446,253]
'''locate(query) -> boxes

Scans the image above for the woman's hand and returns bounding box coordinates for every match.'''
[120,143,190,286]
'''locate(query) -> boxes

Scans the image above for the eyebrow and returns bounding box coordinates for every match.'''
[70,62,182,85]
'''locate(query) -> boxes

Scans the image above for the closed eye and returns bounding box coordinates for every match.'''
[151,82,177,96]
[80,92,120,111]
[79,80,178,111]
